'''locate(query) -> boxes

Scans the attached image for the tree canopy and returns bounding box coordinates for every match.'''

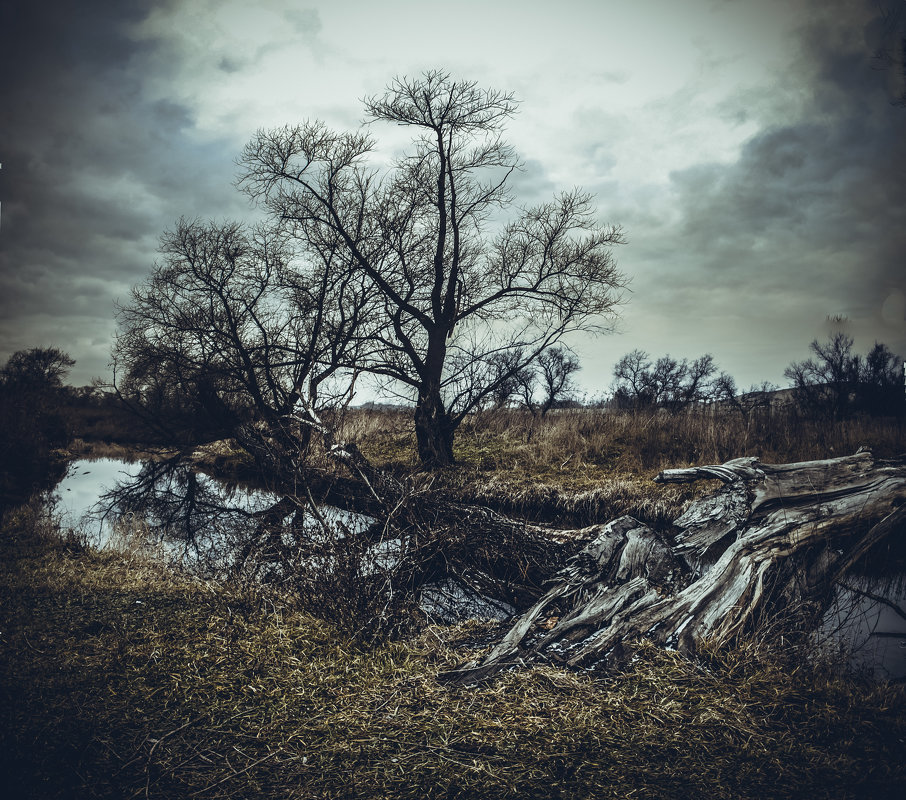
[237,69,626,466]
[0,348,75,508]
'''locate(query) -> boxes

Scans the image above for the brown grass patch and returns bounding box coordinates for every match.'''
[2,503,904,799]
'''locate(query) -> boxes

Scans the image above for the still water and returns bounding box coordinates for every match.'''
[54,457,279,565]
[55,458,143,544]
[818,580,906,681]
[55,457,906,678]
[53,457,512,623]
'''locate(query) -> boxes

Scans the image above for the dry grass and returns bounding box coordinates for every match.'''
[452,406,906,473]
[343,406,906,526]
[68,437,180,462]
[70,406,905,528]
[2,502,905,799]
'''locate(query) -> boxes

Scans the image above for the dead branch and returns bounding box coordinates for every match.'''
[441,449,906,683]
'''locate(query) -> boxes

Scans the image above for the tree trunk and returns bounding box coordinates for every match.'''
[441,449,906,684]
[414,384,455,468]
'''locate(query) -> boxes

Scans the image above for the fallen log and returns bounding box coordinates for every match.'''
[441,449,906,684]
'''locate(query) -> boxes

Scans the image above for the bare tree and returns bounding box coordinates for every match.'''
[113,218,377,457]
[860,341,902,414]
[785,334,902,417]
[512,345,582,418]
[784,333,861,418]
[612,350,727,411]
[611,349,653,408]
[535,346,581,415]
[238,70,626,467]
[485,348,528,410]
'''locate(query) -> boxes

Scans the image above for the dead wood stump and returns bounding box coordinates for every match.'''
[441,449,906,684]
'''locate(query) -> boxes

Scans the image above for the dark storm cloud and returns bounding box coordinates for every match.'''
[0,0,242,382]
[2,0,902,394]
[652,2,906,355]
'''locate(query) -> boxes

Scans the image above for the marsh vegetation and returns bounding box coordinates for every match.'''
[2,481,906,799]
[3,383,906,798]
[2,70,905,797]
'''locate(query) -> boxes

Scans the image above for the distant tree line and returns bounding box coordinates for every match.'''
[784,333,902,418]
[610,350,735,412]
[0,343,216,512]
[608,334,902,419]
[486,345,582,417]
[0,348,75,509]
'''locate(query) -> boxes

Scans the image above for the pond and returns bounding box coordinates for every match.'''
[53,456,514,624]
[53,456,906,678]
[818,579,906,681]
[55,457,271,551]
[55,458,143,544]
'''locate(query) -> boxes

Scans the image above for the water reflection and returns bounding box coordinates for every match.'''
[56,457,276,570]
[63,455,381,588]
[817,578,906,680]
[102,457,321,581]
[55,456,906,675]
[55,456,509,624]
[56,458,143,543]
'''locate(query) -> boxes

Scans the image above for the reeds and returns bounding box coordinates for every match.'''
[454,405,906,473]
[340,405,904,529]
[348,405,906,481]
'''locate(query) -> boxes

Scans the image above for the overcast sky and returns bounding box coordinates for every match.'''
[1,0,904,398]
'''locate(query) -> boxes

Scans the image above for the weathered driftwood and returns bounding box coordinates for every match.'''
[441,449,906,684]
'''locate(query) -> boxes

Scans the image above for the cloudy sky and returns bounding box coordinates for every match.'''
[1,0,904,398]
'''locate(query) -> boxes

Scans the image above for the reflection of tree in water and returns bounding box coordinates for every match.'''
[99,457,433,638]
[98,453,563,640]
[100,457,292,578]
[816,572,906,680]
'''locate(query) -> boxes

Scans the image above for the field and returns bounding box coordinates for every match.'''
[353,404,906,474]
[2,499,905,799]
[346,404,906,525]
[2,406,906,798]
